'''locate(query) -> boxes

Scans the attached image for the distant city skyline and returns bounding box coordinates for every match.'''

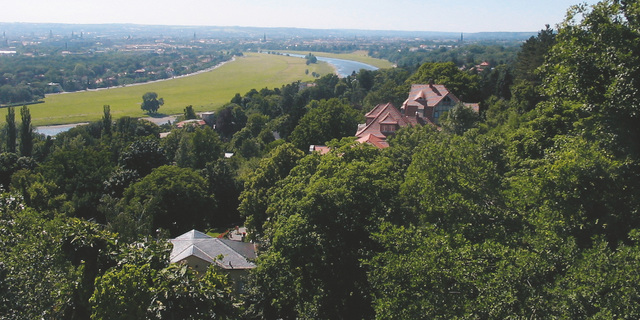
[2,0,600,33]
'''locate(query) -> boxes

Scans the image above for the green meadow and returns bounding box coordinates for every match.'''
[277,50,395,69]
[17,52,334,126]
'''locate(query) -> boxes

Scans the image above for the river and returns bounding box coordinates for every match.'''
[35,116,176,136]
[283,53,378,77]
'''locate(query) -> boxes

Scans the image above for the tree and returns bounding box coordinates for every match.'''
[400,131,511,241]
[406,62,481,102]
[149,264,235,319]
[441,103,480,135]
[39,145,115,220]
[515,25,556,84]
[0,152,18,188]
[304,53,317,65]
[541,0,640,157]
[19,105,32,157]
[141,92,163,113]
[289,98,361,150]
[238,143,305,239]
[102,105,112,137]
[91,263,155,320]
[246,141,399,319]
[5,106,16,153]
[119,136,167,176]
[204,159,242,226]
[183,105,197,120]
[0,199,119,320]
[215,104,246,139]
[119,165,216,237]
[163,127,223,169]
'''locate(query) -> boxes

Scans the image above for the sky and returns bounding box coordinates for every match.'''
[1,0,601,33]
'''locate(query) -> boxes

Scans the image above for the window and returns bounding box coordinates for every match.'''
[381,124,396,133]
[434,111,440,118]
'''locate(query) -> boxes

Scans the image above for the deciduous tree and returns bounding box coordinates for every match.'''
[140,92,163,113]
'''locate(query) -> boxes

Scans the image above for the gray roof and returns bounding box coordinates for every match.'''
[170,230,257,270]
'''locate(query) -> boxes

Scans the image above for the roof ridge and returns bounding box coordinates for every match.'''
[357,103,398,137]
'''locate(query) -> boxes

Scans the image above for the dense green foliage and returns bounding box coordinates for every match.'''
[2,1,640,318]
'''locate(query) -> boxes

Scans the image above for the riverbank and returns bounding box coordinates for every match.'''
[281,52,379,78]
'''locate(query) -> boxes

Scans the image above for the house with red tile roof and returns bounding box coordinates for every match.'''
[401,83,479,124]
[355,102,427,148]
[354,84,479,149]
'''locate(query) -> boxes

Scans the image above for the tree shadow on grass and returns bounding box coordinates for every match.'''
[146,112,170,118]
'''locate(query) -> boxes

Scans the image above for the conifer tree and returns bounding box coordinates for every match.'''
[5,106,16,153]
[19,106,32,157]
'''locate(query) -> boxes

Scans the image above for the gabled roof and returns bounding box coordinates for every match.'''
[356,133,389,149]
[170,230,257,270]
[379,113,399,125]
[356,103,412,137]
[364,103,391,120]
[402,84,461,110]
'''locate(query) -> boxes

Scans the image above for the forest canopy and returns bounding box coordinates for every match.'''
[2,0,640,318]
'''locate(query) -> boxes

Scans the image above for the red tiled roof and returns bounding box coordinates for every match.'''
[364,103,389,121]
[379,113,399,125]
[464,102,480,113]
[356,134,389,148]
[403,84,461,110]
[357,103,411,137]
[356,103,421,149]
[310,145,331,155]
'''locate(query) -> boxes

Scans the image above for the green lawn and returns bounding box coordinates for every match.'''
[9,52,334,126]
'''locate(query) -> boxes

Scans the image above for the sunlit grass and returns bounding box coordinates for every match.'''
[276,50,395,69]
[8,52,332,126]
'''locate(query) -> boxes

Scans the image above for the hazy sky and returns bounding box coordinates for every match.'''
[1,0,600,32]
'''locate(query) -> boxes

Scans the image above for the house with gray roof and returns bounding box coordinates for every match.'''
[169,229,257,293]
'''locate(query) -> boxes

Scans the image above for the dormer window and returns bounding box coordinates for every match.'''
[443,96,452,106]
[381,124,397,134]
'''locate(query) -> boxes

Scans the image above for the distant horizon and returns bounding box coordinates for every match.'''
[0,21,542,35]
[0,0,600,34]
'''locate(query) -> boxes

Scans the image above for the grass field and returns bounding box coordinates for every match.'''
[14,52,333,126]
[3,51,389,126]
[276,50,395,69]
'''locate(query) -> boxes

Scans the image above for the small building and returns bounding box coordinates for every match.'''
[355,102,427,148]
[170,230,257,293]
[201,112,216,126]
[309,144,331,154]
[401,84,479,124]
[176,119,207,128]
